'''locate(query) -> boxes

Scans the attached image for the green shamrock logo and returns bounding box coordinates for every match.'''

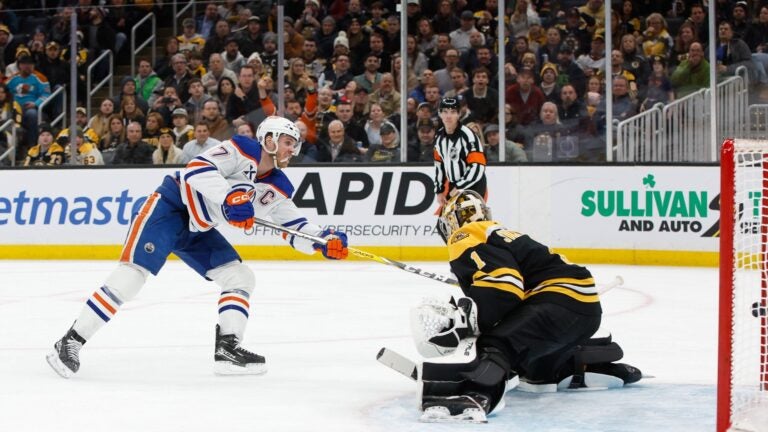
[642,174,656,188]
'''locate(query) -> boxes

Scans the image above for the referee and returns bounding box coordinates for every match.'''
[433,97,488,206]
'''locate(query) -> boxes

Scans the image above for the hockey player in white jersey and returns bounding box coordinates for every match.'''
[47,116,349,378]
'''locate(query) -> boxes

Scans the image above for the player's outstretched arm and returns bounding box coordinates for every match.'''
[312,228,349,260]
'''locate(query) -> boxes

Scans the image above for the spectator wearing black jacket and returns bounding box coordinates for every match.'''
[111,121,154,165]
[226,65,263,122]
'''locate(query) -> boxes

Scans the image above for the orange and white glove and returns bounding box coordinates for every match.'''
[222,189,254,230]
[313,229,349,260]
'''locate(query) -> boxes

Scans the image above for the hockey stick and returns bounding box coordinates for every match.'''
[598,275,624,295]
[376,347,419,381]
[249,217,460,286]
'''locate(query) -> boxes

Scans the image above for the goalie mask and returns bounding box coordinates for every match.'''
[256,116,303,167]
[438,190,492,239]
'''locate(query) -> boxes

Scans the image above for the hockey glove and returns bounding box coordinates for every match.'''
[222,189,254,230]
[411,296,479,357]
[313,228,349,260]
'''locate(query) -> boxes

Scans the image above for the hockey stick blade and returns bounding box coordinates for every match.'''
[248,218,459,286]
[376,347,419,381]
[598,275,624,295]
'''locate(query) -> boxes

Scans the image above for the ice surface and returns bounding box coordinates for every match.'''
[0,260,718,431]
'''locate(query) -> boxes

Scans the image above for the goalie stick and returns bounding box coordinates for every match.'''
[246,217,459,285]
[377,347,420,381]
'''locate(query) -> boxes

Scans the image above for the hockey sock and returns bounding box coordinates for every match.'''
[207,262,255,340]
[72,264,147,340]
[217,290,250,339]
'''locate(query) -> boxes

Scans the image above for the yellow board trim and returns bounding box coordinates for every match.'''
[0,245,718,266]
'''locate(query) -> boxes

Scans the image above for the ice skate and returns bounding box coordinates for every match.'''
[420,392,491,423]
[214,325,267,375]
[46,326,86,379]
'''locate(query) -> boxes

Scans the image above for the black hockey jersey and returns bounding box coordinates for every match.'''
[447,220,601,331]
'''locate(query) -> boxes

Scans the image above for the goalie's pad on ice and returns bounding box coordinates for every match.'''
[420,393,489,424]
[410,296,478,358]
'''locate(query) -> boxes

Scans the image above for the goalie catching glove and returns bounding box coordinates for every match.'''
[313,228,349,260]
[222,189,255,229]
[411,296,478,357]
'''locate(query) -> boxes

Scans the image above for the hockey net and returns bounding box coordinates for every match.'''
[719,139,768,432]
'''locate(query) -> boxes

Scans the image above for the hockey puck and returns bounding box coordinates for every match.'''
[752,302,767,317]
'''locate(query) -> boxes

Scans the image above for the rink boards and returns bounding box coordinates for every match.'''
[0,165,720,265]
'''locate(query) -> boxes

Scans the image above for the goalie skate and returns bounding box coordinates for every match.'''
[214,325,267,375]
[420,393,491,423]
[46,326,86,379]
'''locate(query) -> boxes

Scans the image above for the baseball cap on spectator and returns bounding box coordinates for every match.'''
[0,24,9,35]
[225,36,239,46]
[733,1,748,12]
[284,16,295,26]
[334,31,349,49]
[306,0,320,7]
[460,10,474,20]
[566,7,580,18]
[592,31,605,42]
[247,16,260,23]
[17,55,34,64]
[172,108,189,117]
[650,55,666,66]
[182,18,195,28]
[540,63,558,78]
[380,123,396,135]
[39,123,54,136]
[559,42,574,53]
[483,124,499,137]
[76,107,87,116]
[417,102,432,111]
[407,0,419,5]
[417,120,435,132]
[46,41,60,50]
[354,86,369,95]
[158,127,176,140]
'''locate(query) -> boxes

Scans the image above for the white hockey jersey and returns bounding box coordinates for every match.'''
[178,135,322,255]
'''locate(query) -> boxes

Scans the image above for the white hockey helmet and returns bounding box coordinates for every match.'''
[439,190,491,238]
[256,116,303,157]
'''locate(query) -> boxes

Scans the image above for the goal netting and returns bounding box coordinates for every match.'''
[719,139,768,432]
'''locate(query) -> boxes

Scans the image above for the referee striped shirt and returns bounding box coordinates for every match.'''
[433,124,487,194]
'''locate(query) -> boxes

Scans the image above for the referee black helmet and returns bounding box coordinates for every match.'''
[438,97,459,112]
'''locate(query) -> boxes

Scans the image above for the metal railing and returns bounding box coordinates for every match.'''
[131,12,156,78]
[172,1,196,40]
[38,85,67,130]
[86,50,114,118]
[0,119,18,166]
[616,66,749,162]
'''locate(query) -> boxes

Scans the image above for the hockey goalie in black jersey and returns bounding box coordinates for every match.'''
[411,190,642,423]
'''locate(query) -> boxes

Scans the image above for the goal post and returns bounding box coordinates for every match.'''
[718,138,768,432]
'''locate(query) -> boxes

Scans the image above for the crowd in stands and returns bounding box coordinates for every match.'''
[0,0,762,166]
